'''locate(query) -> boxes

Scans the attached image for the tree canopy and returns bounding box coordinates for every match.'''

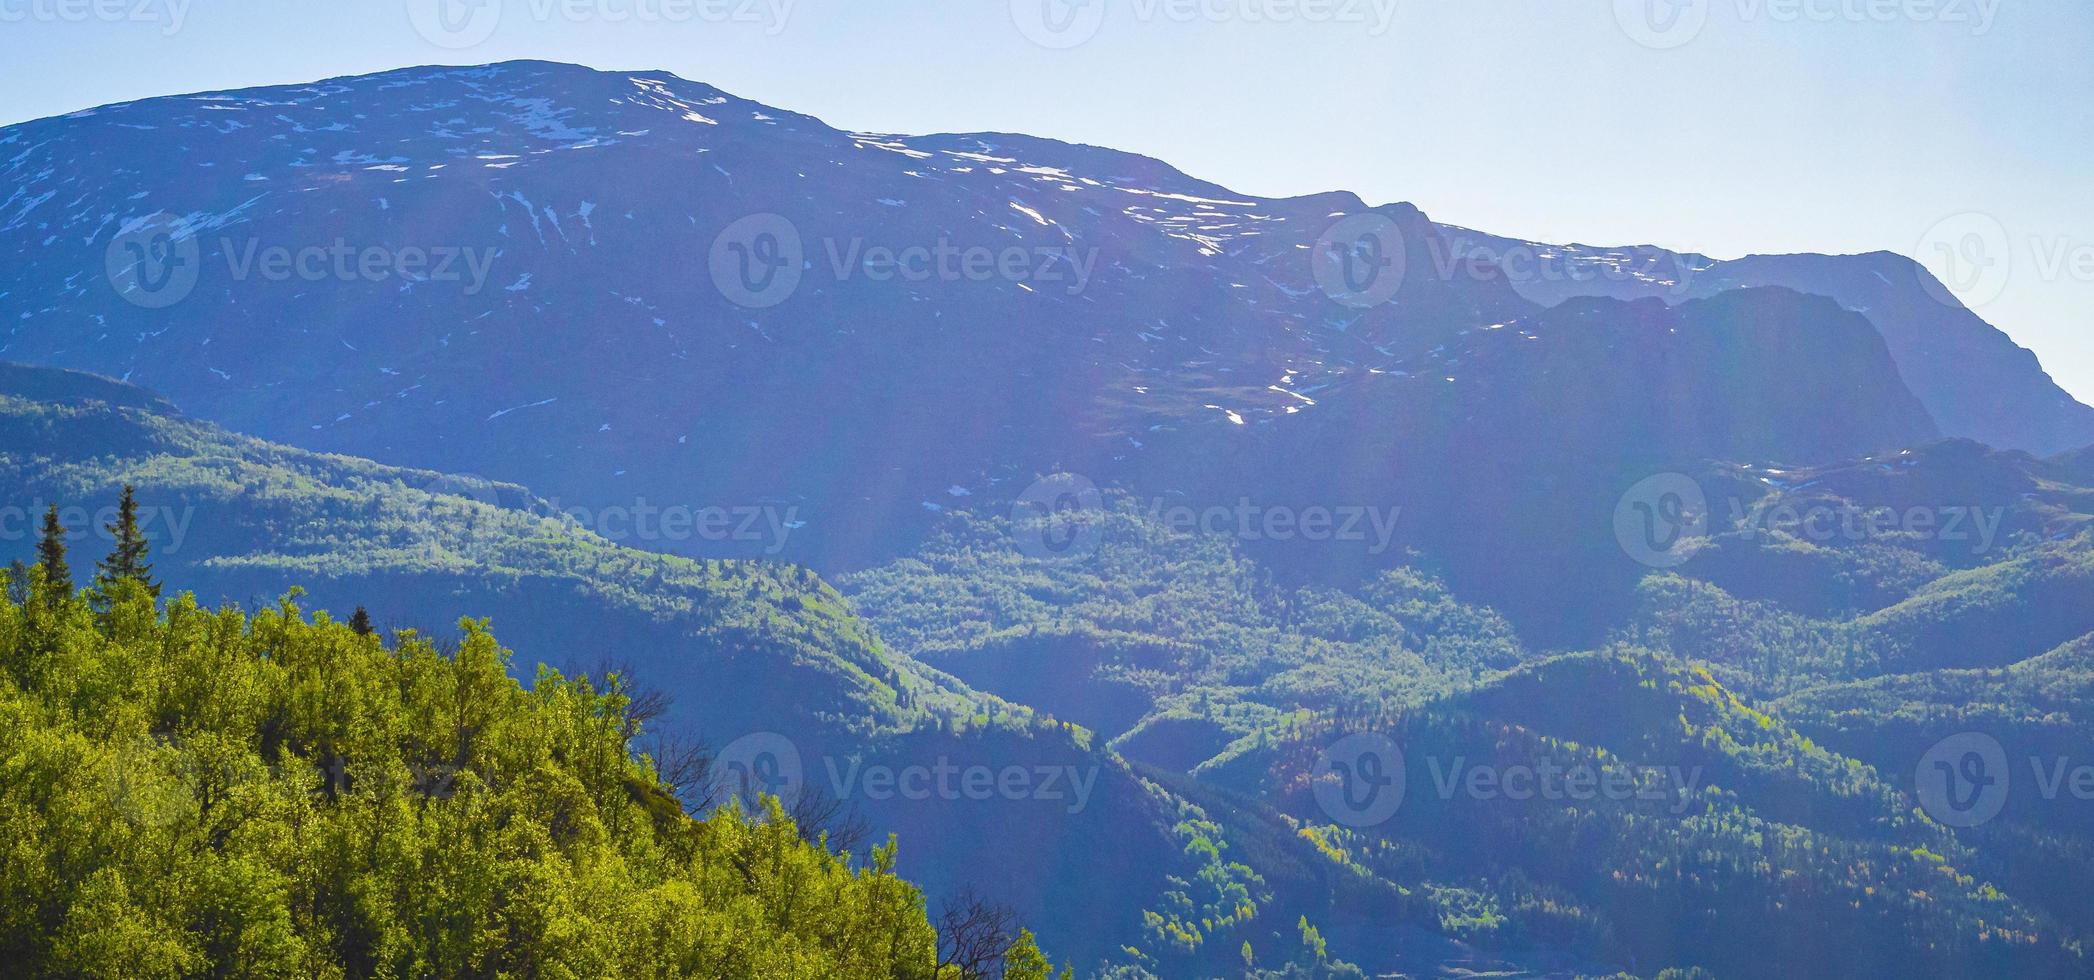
[0,560,1059,978]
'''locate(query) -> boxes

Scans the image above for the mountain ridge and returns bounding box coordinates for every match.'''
[0,60,1995,588]
[1437,225,2094,455]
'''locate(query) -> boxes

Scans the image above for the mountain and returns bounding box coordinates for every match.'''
[1436,227,2094,456]
[1768,635,2094,944]
[1105,285,1940,642]
[0,61,1965,585]
[13,60,2094,978]
[0,363,1427,974]
[1616,437,2094,696]
[9,361,2094,976]
[844,418,2094,975]
[1205,652,2088,979]
[0,61,1515,566]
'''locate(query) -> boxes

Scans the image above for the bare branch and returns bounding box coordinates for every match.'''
[936,886,1018,979]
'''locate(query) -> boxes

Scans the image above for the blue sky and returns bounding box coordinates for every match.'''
[5,0,2089,401]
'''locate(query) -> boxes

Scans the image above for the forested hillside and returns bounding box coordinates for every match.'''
[842,499,1530,773]
[1211,653,2086,978]
[0,560,1064,977]
[9,362,2094,975]
[0,366,1372,975]
[846,449,2094,977]
[0,364,977,740]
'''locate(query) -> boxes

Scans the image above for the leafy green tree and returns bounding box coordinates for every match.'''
[0,575,1012,978]
[1001,930,1069,980]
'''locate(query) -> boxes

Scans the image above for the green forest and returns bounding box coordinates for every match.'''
[0,497,1063,979]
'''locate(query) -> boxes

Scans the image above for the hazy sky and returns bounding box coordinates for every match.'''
[4,0,2089,401]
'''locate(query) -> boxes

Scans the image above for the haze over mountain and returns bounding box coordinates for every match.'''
[9,61,2094,977]
[0,361,1211,972]
[1437,227,2094,456]
[10,359,2094,977]
[2,61,2074,589]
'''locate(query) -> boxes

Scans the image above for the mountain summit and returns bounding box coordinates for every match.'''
[0,61,2050,576]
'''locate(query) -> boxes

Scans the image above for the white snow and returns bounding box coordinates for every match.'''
[486,397,556,421]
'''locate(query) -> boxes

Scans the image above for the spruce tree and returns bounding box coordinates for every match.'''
[349,606,374,637]
[95,485,158,599]
[36,504,71,607]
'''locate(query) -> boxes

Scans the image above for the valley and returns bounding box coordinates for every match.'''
[2,60,2092,979]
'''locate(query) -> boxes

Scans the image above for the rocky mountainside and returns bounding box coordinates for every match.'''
[1437,226,2094,455]
[0,61,1982,577]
